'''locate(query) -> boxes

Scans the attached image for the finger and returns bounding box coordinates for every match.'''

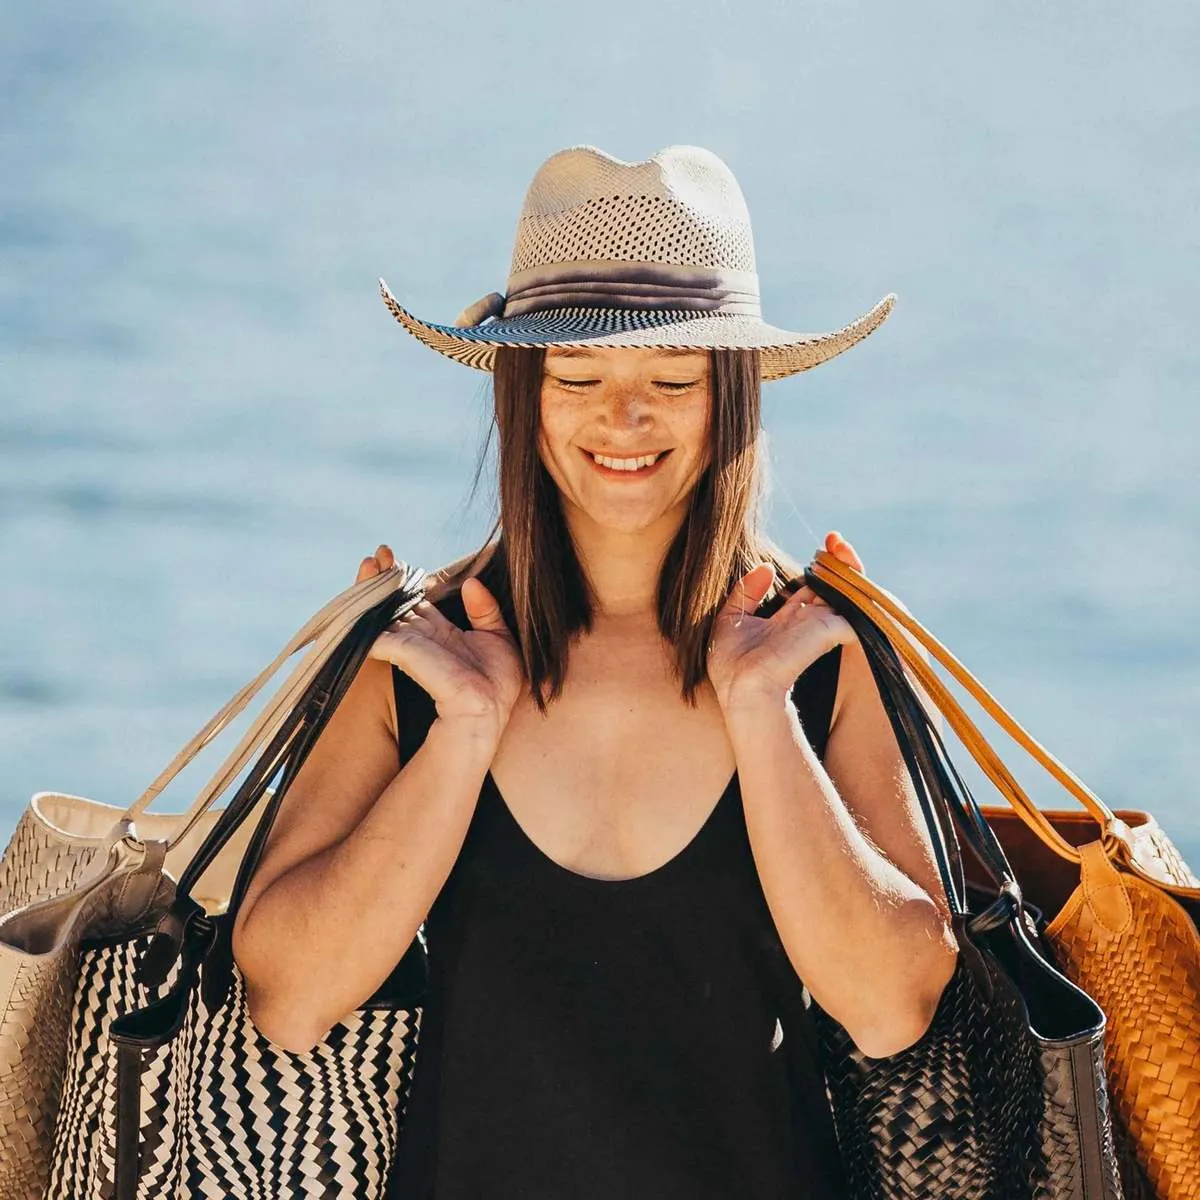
[376,544,396,571]
[785,580,828,609]
[777,581,822,624]
[366,620,469,686]
[373,603,473,672]
[719,563,775,620]
[401,600,470,650]
[462,578,515,639]
[777,573,832,614]
[356,555,381,583]
[825,530,864,573]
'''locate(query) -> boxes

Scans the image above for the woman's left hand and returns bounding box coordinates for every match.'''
[707,531,865,712]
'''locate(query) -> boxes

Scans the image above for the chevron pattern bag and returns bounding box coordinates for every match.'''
[0,562,427,1200]
[807,550,1200,1200]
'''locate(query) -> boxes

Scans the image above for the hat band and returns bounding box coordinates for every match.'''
[502,260,762,318]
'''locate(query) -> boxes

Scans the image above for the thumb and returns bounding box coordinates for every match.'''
[461,577,512,637]
[721,562,775,618]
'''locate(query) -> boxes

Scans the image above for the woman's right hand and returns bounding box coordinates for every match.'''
[358,544,524,745]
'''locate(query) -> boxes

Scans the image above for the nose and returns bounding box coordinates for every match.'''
[604,386,652,432]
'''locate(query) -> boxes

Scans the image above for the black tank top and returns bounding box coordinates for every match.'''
[386,586,846,1200]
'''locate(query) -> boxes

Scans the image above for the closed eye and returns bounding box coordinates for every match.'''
[547,377,699,393]
[549,377,600,391]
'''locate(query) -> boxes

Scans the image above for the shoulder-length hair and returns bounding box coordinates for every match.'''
[461,345,799,710]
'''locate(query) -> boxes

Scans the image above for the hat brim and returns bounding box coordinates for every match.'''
[379,280,895,382]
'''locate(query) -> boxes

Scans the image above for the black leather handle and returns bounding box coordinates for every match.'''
[136,576,424,991]
[802,568,1027,897]
[802,568,1023,912]
[803,568,966,911]
[175,579,424,905]
[224,582,422,916]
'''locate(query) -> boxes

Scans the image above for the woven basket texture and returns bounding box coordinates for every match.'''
[1046,842,1200,1200]
[818,951,1121,1198]
[0,795,255,1200]
[42,934,417,1199]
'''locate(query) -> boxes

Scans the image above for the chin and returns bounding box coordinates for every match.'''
[575,499,681,537]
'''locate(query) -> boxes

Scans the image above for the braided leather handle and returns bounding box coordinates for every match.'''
[122,563,425,848]
[806,551,1117,866]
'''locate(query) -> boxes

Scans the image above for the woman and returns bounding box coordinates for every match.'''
[231,145,959,1198]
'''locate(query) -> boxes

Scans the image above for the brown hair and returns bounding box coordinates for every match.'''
[466,345,798,710]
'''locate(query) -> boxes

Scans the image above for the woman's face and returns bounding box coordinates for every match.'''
[538,345,712,538]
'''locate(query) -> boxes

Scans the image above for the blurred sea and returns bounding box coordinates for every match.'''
[2,1,1198,861]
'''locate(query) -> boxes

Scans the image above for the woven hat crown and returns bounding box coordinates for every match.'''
[509,145,758,276]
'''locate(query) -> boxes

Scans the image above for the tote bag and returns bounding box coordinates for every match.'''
[808,550,1200,1199]
[0,562,426,1200]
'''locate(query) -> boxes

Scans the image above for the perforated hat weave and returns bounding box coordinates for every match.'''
[379,145,895,382]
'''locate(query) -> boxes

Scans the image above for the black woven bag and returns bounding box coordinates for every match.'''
[804,567,1124,1200]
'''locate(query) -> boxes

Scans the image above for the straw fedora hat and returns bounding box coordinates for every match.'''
[379,144,895,382]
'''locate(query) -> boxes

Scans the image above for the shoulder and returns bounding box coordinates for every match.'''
[826,584,931,733]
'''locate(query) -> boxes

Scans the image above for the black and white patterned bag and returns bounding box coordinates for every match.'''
[6,563,430,1200]
[46,929,421,1199]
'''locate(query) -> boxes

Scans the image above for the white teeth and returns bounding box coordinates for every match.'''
[592,452,661,471]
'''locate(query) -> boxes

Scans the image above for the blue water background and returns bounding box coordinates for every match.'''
[2,1,1198,862]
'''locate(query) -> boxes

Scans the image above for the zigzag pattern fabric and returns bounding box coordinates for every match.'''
[379,282,897,381]
[45,933,419,1199]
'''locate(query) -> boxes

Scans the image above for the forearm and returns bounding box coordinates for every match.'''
[726,695,956,1056]
[234,719,494,1048]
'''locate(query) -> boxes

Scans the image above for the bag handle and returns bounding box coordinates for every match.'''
[131,576,424,991]
[806,551,1121,865]
[122,562,426,849]
[805,565,1036,953]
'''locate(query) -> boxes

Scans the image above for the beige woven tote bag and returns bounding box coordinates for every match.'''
[0,562,424,1200]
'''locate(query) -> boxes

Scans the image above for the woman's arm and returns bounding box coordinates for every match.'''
[232,553,521,1053]
[231,661,498,1053]
[709,546,957,1060]
[725,638,957,1059]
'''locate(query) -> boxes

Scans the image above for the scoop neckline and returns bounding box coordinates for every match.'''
[483,770,740,889]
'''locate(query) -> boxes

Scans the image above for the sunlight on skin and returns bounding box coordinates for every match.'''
[537,346,713,549]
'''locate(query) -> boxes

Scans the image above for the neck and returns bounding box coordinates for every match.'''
[564,505,686,623]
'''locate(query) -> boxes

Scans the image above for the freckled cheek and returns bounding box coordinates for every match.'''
[673,402,713,473]
[535,415,580,489]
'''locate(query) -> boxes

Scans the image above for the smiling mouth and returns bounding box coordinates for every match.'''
[583,449,671,473]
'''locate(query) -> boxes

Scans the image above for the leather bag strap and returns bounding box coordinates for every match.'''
[804,569,1065,962]
[806,551,1125,866]
[121,563,424,848]
[134,577,423,987]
